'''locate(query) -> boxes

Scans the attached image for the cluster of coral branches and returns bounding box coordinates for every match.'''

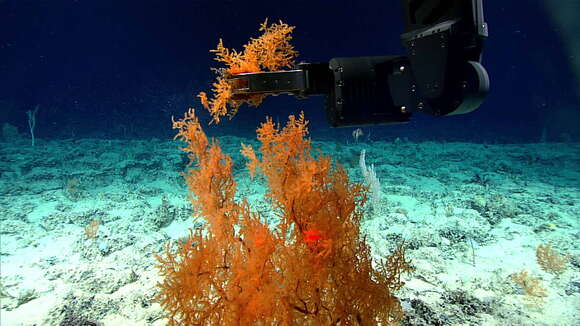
[157,109,412,325]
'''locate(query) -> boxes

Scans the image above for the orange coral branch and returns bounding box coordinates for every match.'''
[157,110,412,325]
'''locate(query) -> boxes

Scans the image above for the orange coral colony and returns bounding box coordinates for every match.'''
[198,19,299,123]
[156,109,412,325]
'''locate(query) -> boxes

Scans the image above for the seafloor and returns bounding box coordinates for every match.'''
[0,133,578,325]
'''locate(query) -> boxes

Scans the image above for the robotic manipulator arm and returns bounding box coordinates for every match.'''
[227,0,490,127]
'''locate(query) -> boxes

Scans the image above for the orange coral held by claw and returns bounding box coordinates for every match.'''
[198,19,299,123]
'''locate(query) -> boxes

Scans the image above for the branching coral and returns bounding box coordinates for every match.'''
[536,243,569,275]
[198,19,298,123]
[511,270,547,309]
[156,110,412,325]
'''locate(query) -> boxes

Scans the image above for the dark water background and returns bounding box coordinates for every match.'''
[1,0,578,142]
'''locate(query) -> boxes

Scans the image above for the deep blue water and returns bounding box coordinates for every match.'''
[1,0,578,142]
